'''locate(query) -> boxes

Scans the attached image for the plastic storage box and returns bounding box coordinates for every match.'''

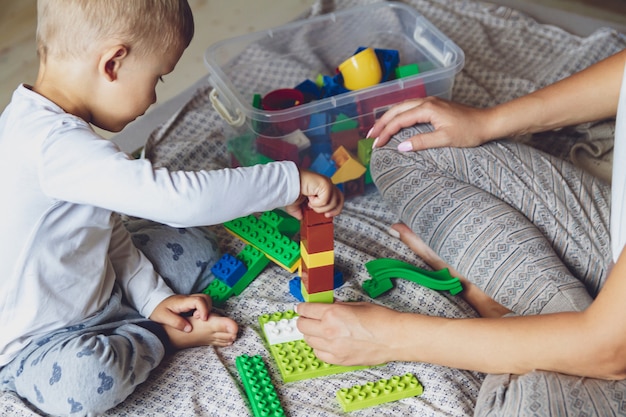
[205,2,464,191]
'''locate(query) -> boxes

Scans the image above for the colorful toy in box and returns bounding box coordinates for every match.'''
[227,46,426,199]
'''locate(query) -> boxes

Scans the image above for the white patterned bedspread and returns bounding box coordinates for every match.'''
[2,0,624,416]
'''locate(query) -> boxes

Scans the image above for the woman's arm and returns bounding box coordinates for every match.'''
[296,247,626,379]
[369,49,626,151]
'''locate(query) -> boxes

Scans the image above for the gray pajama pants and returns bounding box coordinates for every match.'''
[370,124,626,416]
[0,221,220,416]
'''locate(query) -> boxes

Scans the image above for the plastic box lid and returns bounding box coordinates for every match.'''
[204,2,464,134]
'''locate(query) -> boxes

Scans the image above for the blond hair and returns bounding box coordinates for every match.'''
[36,0,194,61]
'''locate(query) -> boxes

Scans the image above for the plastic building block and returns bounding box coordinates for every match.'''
[202,278,234,306]
[362,276,394,299]
[331,113,359,133]
[228,133,274,167]
[295,79,322,103]
[211,253,247,287]
[282,129,311,152]
[333,269,344,289]
[289,276,304,302]
[343,176,365,199]
[263,317,304,345]
[338,48,382,90]
[236,354,286,417]
[259,210,300,238]
[232,245,270,295]
[300,243,334,268]
[256,136,300,164]
[363,258,463,297]
[330,146,366,185]
[302,203,332,226]
[301,284,333,303]
[300,263,334,294]
[330,129,362,154]
[336,373,423,412]
[357,138,375,166]
[309,153,337,178]
[224,215,300,272]
[395,63,420,79]
[307,112,331,139]
[301,222,334,253]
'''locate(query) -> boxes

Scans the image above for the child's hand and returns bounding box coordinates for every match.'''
[150,294,212,333]
[285,170,344,220]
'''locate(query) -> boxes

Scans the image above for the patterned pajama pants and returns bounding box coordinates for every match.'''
[0,222,220,417]
[370,124,626,416]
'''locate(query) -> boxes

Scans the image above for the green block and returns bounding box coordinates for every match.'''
[336,373,423,412]
[394,63,420,79]
[331,113,359,132]
[224,215,300,272]
[363,258,463,297]
[232,245,270,295]
[259,210,300,237]
[357,138,374,166]
[236,354,286,417]
[202,278,234,306]
[259,311,369,382]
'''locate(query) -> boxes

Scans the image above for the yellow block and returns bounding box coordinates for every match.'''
[300,242,334,268]
[331,146,366,184]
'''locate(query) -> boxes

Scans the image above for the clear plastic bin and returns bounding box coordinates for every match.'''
[204,2,464,184]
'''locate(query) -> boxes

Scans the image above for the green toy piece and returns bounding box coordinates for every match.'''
[202,278,234,306]
[363,258,463,297]
[232,245,271,295]
[336,373,423,412]
[236,354,286,417]
[394,63,420,79]
[330,113,359,132]
[224,214,300,272]
[259,311,369,382]
[228,133,274,167]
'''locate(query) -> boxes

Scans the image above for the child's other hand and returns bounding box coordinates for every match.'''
[150,293,212,333]
[285,170,344,220]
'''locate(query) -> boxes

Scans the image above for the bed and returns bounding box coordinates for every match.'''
[2,0,625,415]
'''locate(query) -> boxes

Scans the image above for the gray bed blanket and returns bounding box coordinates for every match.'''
[2,1,624,416]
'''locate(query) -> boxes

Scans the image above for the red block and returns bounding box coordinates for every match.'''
[301,222,334,253]
[301,203,332,227]
[301,262,335,293]
[330,129,361,154]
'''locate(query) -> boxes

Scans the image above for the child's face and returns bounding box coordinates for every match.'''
[93,45,185,132]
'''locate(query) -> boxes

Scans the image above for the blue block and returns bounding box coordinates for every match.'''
[333,269,344,289]
[211,254,247,287]
[295,79,322,103]
[289,276,304,302]
[310,153,336,178]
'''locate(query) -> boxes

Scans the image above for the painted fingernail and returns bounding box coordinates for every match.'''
[387,227,401,238]
[293,304,299,314]
[371,137,379,149]
[366,127,374,138]
[397,141,413,152]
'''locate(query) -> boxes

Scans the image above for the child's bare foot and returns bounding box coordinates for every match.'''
[164,313,238,349]
[389,222,511,318]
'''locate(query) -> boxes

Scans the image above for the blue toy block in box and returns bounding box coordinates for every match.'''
[309,153,336,178]
[295,79,322,103]
[211,253,247,287]
[307,112,330,139]
[354,46,400,83]
[320,74,349,98]
[333,269,344,289]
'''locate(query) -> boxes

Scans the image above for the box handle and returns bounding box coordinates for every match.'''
[209,89,245,127]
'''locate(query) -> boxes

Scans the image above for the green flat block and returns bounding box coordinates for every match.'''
[224,215,300,272]
[232,245,270,295]
[394,63,420,79]
[260,311,369,382]
[259,210,300,237]
[331,113,359,132]
[228,133,274,167]
[336,373,423,412]
[236,354,286,417]
[202,278,234,306]
[269,339,368,382]
[364,258,463,296]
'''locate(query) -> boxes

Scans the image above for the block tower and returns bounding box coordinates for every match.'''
[299,203,335,303]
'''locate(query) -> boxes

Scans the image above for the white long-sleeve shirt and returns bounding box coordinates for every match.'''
[0,85,300,366]
[611,64,626,263]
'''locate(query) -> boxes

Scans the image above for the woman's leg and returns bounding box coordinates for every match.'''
[371,124,612,315]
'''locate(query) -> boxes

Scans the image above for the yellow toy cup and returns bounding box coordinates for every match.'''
[338,48,383,91]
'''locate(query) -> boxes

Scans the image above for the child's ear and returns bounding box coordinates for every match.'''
[100,45,128,82]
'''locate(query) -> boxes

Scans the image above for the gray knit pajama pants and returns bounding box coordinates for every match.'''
[0,221,220,416]
[370,124,626,416]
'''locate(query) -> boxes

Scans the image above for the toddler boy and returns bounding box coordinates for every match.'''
[0,1,343,415]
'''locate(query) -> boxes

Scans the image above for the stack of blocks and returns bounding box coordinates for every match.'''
[299,204,335,303]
